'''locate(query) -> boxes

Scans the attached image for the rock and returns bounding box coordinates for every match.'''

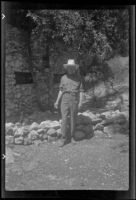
[120,111,129,121]
[14,136,24,145]
[14,128,24,137]
[103,124,122,135]
[29,122,39,131]
[37,129,46,135]
[39,121,51,129]
[91,118,102,125]
[39,120,60,129]
[28,130,38,140]
[24,137,33,145]
[22,127,30,137]
[77,124,93,135]
[74,130,86,141]
[93,123,104,131]
[47,135,57,143]
[42,134,48,140]
[82,111,96,119]
[76,114,92,125]
[56,128,62,138]
[47,128,57,137]
[49,121,60,129]
[102,112,127,126]
[6,135,14,145]
[5,122,14,128]
[15,122,22,127]
[6,127,14,136]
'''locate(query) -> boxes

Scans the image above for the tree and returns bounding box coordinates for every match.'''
[26,9,129,103]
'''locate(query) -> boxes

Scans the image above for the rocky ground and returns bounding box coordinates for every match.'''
[5,85,129,190]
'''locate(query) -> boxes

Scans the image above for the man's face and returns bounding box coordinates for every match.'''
[67,66,76,75]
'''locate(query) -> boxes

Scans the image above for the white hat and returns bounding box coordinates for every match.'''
[63,59,79,69]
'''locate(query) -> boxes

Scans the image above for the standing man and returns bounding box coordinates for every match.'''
[54,59,84,147]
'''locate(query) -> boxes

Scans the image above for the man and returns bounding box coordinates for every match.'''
[54,59,84,147]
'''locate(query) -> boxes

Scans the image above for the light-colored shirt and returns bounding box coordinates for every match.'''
[59,74,84,93]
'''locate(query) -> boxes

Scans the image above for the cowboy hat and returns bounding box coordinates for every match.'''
[63,59,79,69]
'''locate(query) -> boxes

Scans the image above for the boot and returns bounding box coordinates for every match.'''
[58,138,71,147]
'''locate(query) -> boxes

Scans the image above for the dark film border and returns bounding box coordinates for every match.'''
[1,2,135,199]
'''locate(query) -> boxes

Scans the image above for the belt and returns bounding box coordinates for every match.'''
[63,91,79,95]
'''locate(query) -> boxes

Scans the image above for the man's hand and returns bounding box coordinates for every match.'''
[54,101,59,109]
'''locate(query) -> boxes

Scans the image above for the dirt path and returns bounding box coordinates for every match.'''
[5,133,129,191]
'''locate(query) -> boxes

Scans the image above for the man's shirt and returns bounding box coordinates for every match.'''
[59,74,84,93]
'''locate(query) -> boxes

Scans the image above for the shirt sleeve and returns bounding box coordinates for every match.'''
[59,76,64,91]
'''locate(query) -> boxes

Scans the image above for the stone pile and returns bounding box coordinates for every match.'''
[5,109,129,146]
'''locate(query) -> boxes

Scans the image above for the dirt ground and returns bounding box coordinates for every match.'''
[5,133,129,191]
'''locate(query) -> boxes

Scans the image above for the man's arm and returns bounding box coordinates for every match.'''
[55,90,63,106]
[54,76,64,109]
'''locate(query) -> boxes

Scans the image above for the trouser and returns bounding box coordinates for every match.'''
[60,92,79,140]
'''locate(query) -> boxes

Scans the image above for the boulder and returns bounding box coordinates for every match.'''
[74,130,86,141]
[28,130,39,140]
[76,124,93,135]
[47,128,57,137]
[29,122,39,131]
[76,114,92,125]
[14,136,24,145]
[6,135,14,145]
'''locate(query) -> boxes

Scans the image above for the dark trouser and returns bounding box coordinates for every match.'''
[60,92,79,141]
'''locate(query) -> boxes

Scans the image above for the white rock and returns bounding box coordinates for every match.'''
[5,122,14,128]
[37,129,46,135]
[14,128,24,137]
[47,128,57,137]
[28,130,38,140]
[29,122,39,131]
[14,136,24,145]
[93,123,104,131]
[92,118,102,125]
